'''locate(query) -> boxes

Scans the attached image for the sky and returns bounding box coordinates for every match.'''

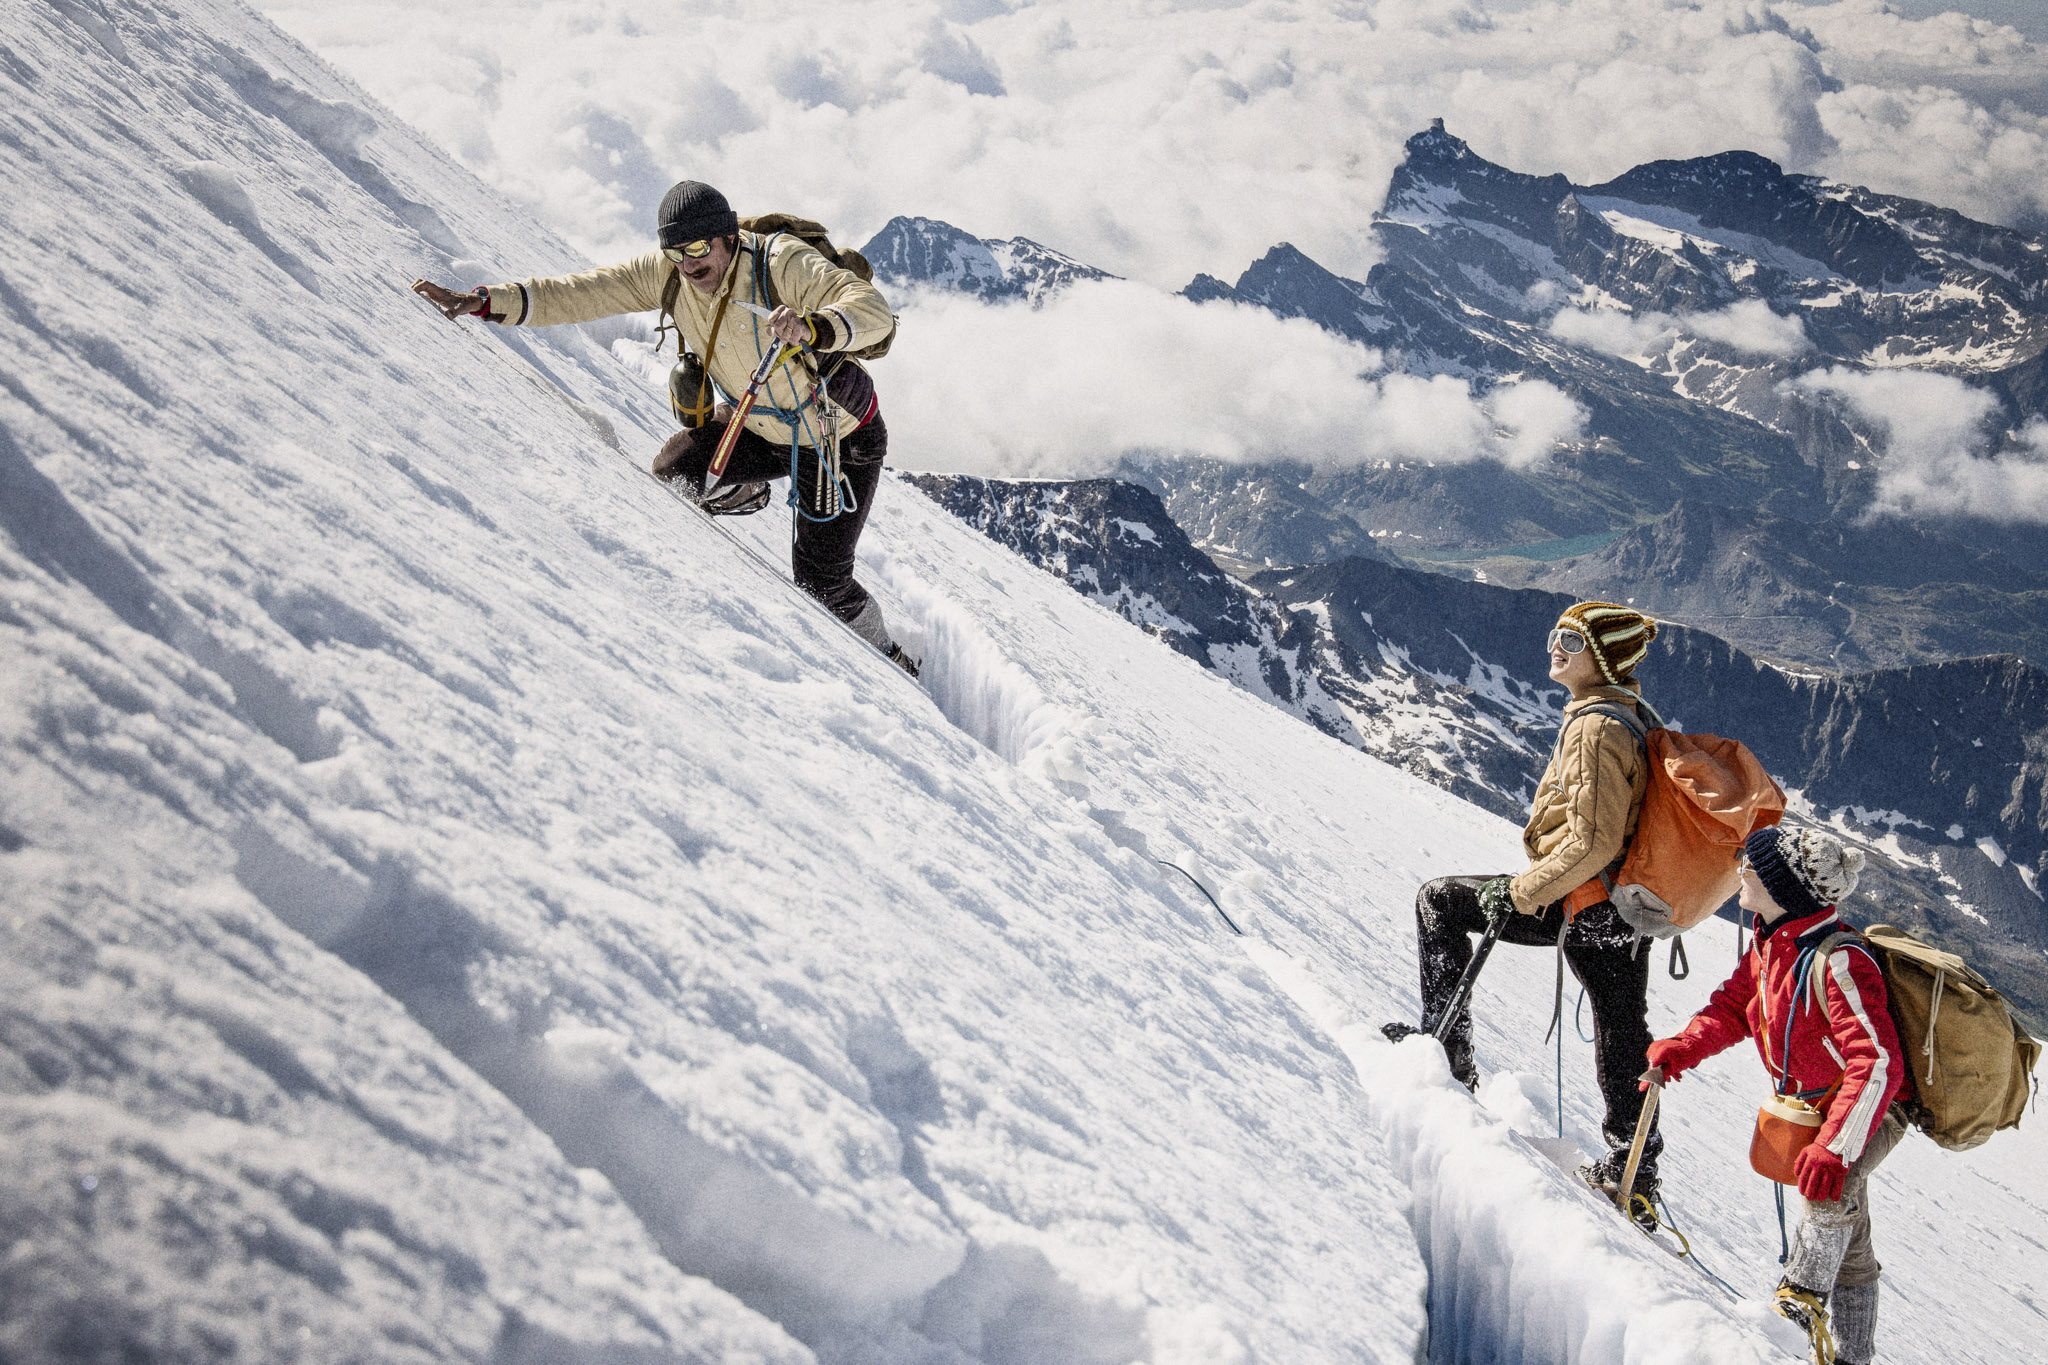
[1890,0,2048,39]
[255,0,2048,289]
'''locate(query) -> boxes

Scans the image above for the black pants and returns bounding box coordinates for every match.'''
[1414,874,1660,1157]
[663,416,887,625]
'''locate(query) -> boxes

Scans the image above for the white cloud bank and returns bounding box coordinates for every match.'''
[1550,297,1812,361]
[256,0,2048,289]
[1791,366,2048,521]
[883,281,1585,476]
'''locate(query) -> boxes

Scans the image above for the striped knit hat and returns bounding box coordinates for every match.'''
[1556,601,1658,685]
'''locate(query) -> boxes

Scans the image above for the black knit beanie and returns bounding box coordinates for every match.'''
[656,181,738,249]
[1744,825,1863,921]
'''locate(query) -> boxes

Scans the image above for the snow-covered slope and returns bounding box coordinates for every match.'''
[1,4,2042,1364]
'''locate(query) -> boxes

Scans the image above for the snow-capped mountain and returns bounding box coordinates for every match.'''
[1179,123,2048,669]
[910,474,2048,1026]
[862,216,1117,305]
[876,124,2048,674]
[6,3,2045,1363]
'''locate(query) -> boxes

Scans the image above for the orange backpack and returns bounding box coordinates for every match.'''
[1580,704,1786,938]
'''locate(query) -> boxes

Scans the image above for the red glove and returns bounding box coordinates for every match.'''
[1794,1144,1847,1203]
[1642,1037,1699,1088]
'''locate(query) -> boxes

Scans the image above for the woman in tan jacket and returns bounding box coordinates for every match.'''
[413,181,914,674]
[1385,601,1663,1210]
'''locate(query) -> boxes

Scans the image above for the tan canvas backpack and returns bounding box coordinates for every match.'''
[1812,924,2040,1151]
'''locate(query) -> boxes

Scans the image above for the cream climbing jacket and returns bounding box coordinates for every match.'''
[1510,686,1651,914]
[483,231,894,447]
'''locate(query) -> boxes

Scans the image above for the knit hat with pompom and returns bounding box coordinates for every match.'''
[1744,825,1865,920]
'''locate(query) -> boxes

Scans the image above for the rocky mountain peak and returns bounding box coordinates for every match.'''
[1383,124,1574,240]
[1591,152,1928,288]
[861,215,1115,304]
[1404,117,1468,164]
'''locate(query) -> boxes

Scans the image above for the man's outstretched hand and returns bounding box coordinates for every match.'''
[412,279,487,321]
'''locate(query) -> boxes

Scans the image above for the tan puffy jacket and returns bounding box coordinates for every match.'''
[484,231,894,446]
[1510,686,1651,915]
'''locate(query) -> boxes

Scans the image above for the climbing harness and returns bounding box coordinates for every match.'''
[736,235,858,526]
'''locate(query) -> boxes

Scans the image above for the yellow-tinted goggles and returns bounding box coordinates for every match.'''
[662,239,715,262]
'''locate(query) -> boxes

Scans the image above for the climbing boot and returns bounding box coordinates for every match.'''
[700,479,771,516]
[884,642,921,679]
[1772,1280,1836,1365]
[1578,1147,1660,1230]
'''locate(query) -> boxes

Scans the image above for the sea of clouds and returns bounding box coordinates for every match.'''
[262,0,2048,497]
[260,0,2048,286]
[882,281,1586,476]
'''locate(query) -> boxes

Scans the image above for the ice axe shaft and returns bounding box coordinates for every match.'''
[707,342,800,483]
[1430,908,1508,1043]
[1618,1070,1664,1218]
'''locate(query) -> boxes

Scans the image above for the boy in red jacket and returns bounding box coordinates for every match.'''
[1644,826,1906,1365]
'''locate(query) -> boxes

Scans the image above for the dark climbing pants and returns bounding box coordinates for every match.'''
[1414,874,1660,1158]
[661,416,887,626]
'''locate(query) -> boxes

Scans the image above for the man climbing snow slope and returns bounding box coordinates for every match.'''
[413,180,915,675]
[1385,602,1667,1213]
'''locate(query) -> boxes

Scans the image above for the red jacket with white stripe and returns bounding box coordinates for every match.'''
[1670,905,1908,1162]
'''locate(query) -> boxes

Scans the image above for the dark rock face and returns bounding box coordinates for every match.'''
[910,472,2048,1023]
[1503,501,2048,672]
[1589,151,1933,291]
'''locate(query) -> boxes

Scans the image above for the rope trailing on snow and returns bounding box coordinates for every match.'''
[1555,1013,1566,1139]
[1639,1193,1747,1303]
[1157,859,1243,936]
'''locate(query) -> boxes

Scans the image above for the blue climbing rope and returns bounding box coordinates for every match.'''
[746,235,856,526]
[1650,1192,1750,1302]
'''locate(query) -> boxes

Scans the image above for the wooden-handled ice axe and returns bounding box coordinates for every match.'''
[706,340,801,485]
[1618,1068,1664,1221]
